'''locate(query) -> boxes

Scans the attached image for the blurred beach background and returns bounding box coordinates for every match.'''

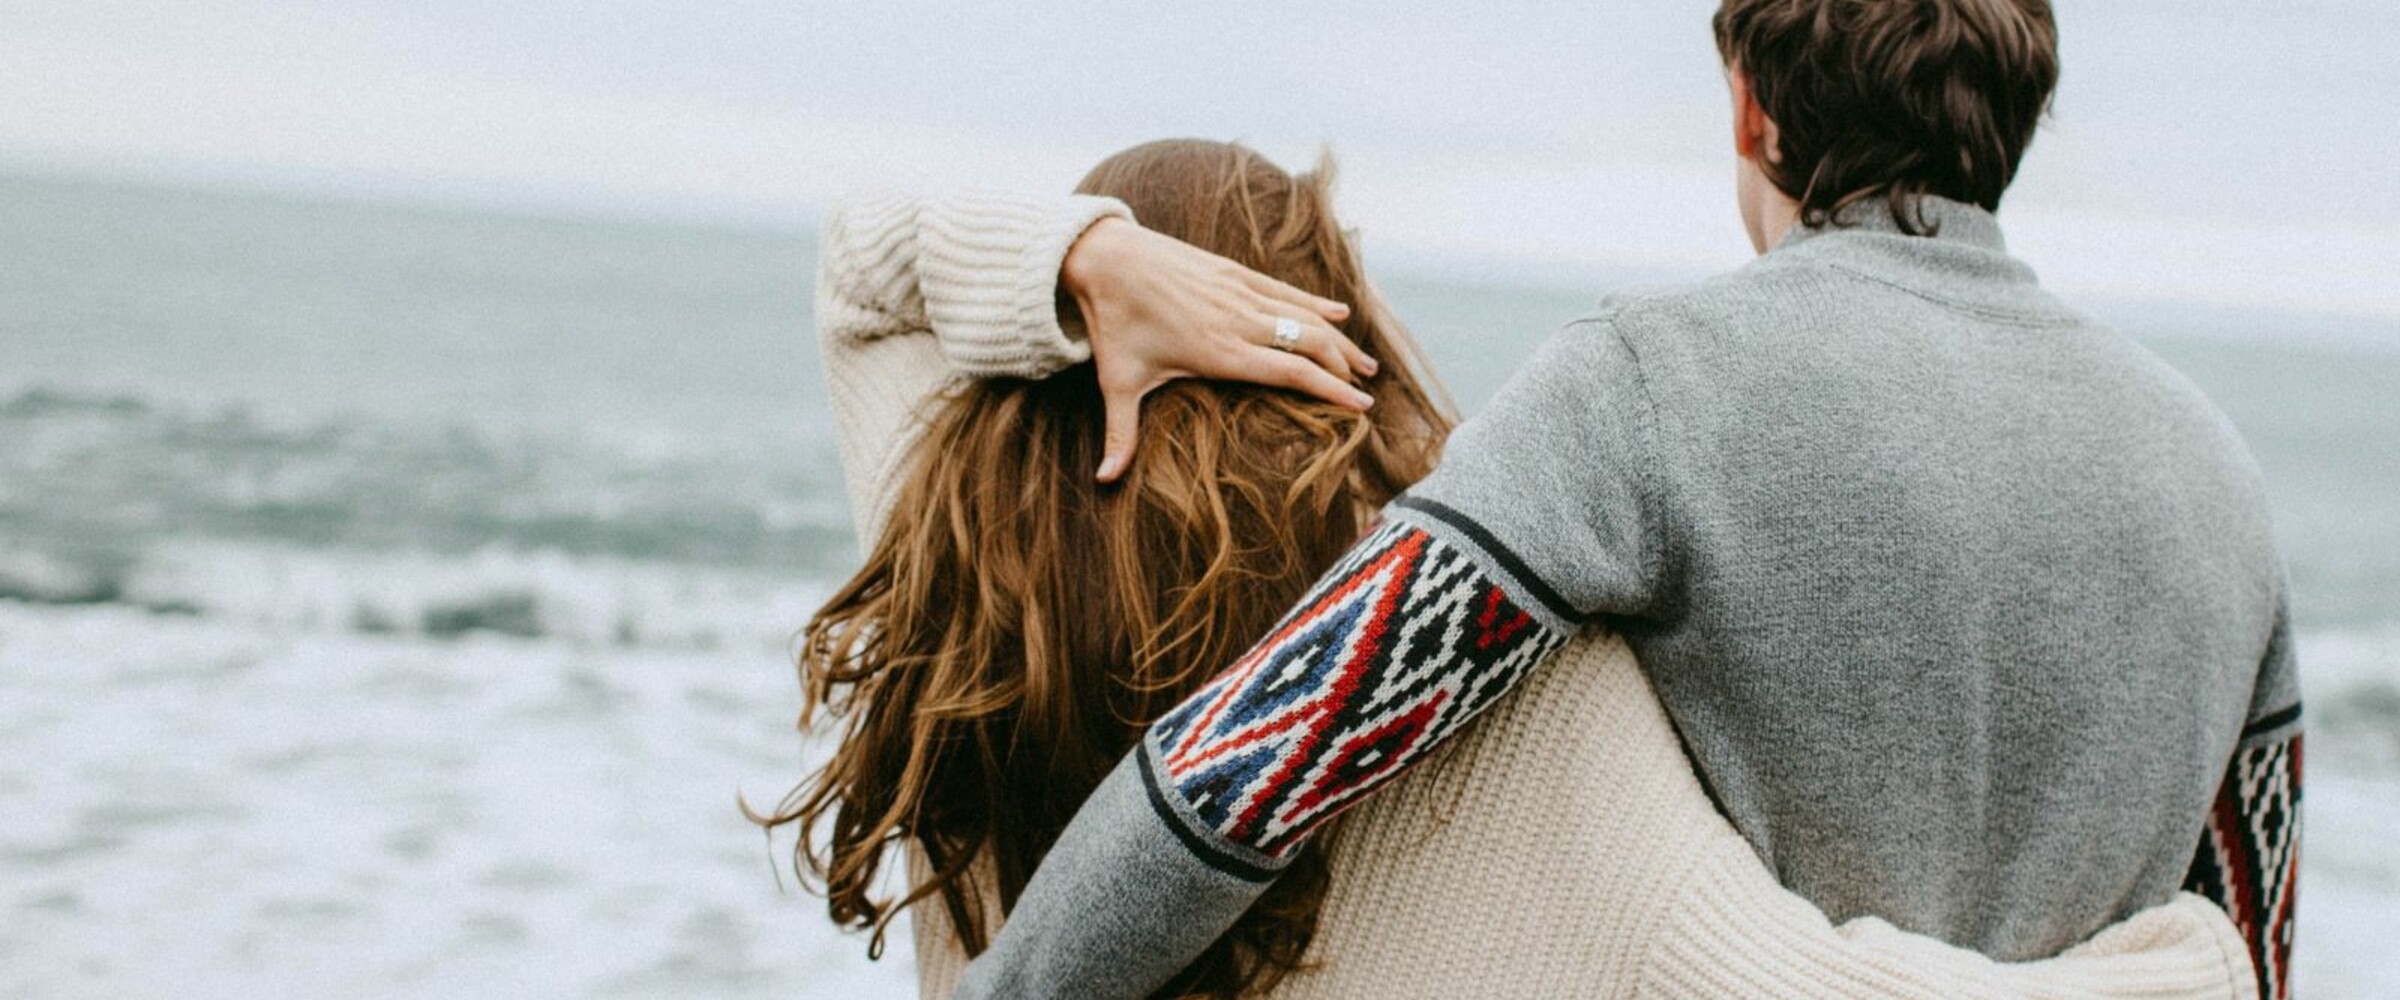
[3,2,2394,998]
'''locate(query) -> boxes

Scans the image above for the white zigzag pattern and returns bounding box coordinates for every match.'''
[1154,520,1569,851]
[1165,527,1424,834]
[2238,739,2299,992]
[1263,545,1495,839]
[1360,548,1480,706]
[2237,742,2297,878]
[1265,620,1559,842]
[2191,733,2300,1000]
[1161,525,1417,769]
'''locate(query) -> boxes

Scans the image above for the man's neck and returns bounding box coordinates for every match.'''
[1753,198,1800,257]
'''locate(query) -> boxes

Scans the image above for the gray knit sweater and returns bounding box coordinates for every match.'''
[955,197,2300,998]
[1407,199,2297,959]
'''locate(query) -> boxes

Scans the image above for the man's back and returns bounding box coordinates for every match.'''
[1520,199,2291,957]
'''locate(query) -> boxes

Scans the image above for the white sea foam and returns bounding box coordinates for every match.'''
[0,600,913,1000]
[2286,625,2400,996]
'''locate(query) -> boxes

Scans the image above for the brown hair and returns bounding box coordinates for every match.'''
[1713,0,2059,233]
[754,140,1453,998]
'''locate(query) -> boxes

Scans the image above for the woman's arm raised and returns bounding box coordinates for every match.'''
[815,193,1370,510]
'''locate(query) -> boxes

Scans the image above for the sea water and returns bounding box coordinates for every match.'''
[1,174,2393,997]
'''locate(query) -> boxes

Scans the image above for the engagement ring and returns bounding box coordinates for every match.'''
[1271,317,1303,352]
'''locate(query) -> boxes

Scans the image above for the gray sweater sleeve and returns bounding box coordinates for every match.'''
[952,319,1666,999]
[1400,315,1671,619]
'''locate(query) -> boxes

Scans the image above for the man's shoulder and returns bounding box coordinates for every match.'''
[1567,258,1845,361]
[2087,331,2271,490]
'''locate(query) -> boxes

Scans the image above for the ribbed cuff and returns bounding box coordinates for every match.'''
[1135,738,1295,882]
[918,191,1131,379]
[951,751,1272,1000]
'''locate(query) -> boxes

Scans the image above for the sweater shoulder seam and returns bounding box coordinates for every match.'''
[1559,314,1677,605]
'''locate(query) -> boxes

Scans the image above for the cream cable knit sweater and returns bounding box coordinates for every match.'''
[811,190,2256,1000]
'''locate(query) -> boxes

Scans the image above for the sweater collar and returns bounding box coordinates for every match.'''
[1774,195,2009,253]
[1764,195,2067,321]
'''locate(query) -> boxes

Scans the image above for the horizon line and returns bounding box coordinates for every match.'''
[7,153,2397,335]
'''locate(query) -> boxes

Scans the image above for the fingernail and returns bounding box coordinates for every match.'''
[1360,356,1381,375]
[1351,390,1375,409]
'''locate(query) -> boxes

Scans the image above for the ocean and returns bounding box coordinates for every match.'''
[2,173,2393,997]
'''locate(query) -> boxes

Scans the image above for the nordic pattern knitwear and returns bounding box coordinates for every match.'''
[1150,519,1568,863]
[2185,719,2303,1000]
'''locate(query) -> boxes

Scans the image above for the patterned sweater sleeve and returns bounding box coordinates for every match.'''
[814,191,1130,541]
[953,318,1668,999]
[2183,590,2302,1000]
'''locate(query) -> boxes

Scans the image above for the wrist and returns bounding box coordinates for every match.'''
[1061,216,1133,306]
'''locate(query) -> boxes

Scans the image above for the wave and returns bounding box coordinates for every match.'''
[0,385,856,574]
[0,536,833,652]
[2295,627,2400,775]
[0,385,861,650]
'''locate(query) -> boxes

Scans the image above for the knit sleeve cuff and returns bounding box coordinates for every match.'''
[916,191,1132,379]
[951,751,1273,1000]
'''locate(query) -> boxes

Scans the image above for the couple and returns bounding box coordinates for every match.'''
[769,2,2299,997]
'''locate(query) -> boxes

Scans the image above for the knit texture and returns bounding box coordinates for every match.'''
[2184,724,2303,1000]
[1399,197,2299,960]
[812,192,2257,1000]
[1148,518,1569,864]
[814,190,1128,542]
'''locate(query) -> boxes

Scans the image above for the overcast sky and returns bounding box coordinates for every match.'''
[5,0,2395,316]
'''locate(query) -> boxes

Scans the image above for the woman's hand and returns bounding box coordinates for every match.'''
[1062,217,1378,483]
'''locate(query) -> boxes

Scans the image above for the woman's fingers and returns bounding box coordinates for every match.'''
[1074,224,1380,485]
[1335,331,1380,378]
[1095,384,1145,484]
[1247,348,1375,412]
[1244,270,1352,323]
[1258,313,1357,384]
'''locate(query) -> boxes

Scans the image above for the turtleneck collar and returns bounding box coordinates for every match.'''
[1774,195,2009,253]
[1761,195,2070,323]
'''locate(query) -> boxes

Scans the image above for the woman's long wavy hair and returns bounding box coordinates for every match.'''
[755,140,1454,998]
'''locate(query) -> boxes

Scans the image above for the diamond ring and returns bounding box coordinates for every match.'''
[1270,317,1304,352]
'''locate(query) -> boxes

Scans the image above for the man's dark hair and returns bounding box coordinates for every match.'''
[1714,0,2059,234]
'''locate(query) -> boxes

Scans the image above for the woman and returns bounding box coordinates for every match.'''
[760,140,2255,999]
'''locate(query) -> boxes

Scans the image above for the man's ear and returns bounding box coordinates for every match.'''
[1728,66,1782,166]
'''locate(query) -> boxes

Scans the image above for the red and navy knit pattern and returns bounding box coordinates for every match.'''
[2185,716,2301,1000]
[1146,518,1567,861]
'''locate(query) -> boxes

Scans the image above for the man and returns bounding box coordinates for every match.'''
[952,1,2300,996]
